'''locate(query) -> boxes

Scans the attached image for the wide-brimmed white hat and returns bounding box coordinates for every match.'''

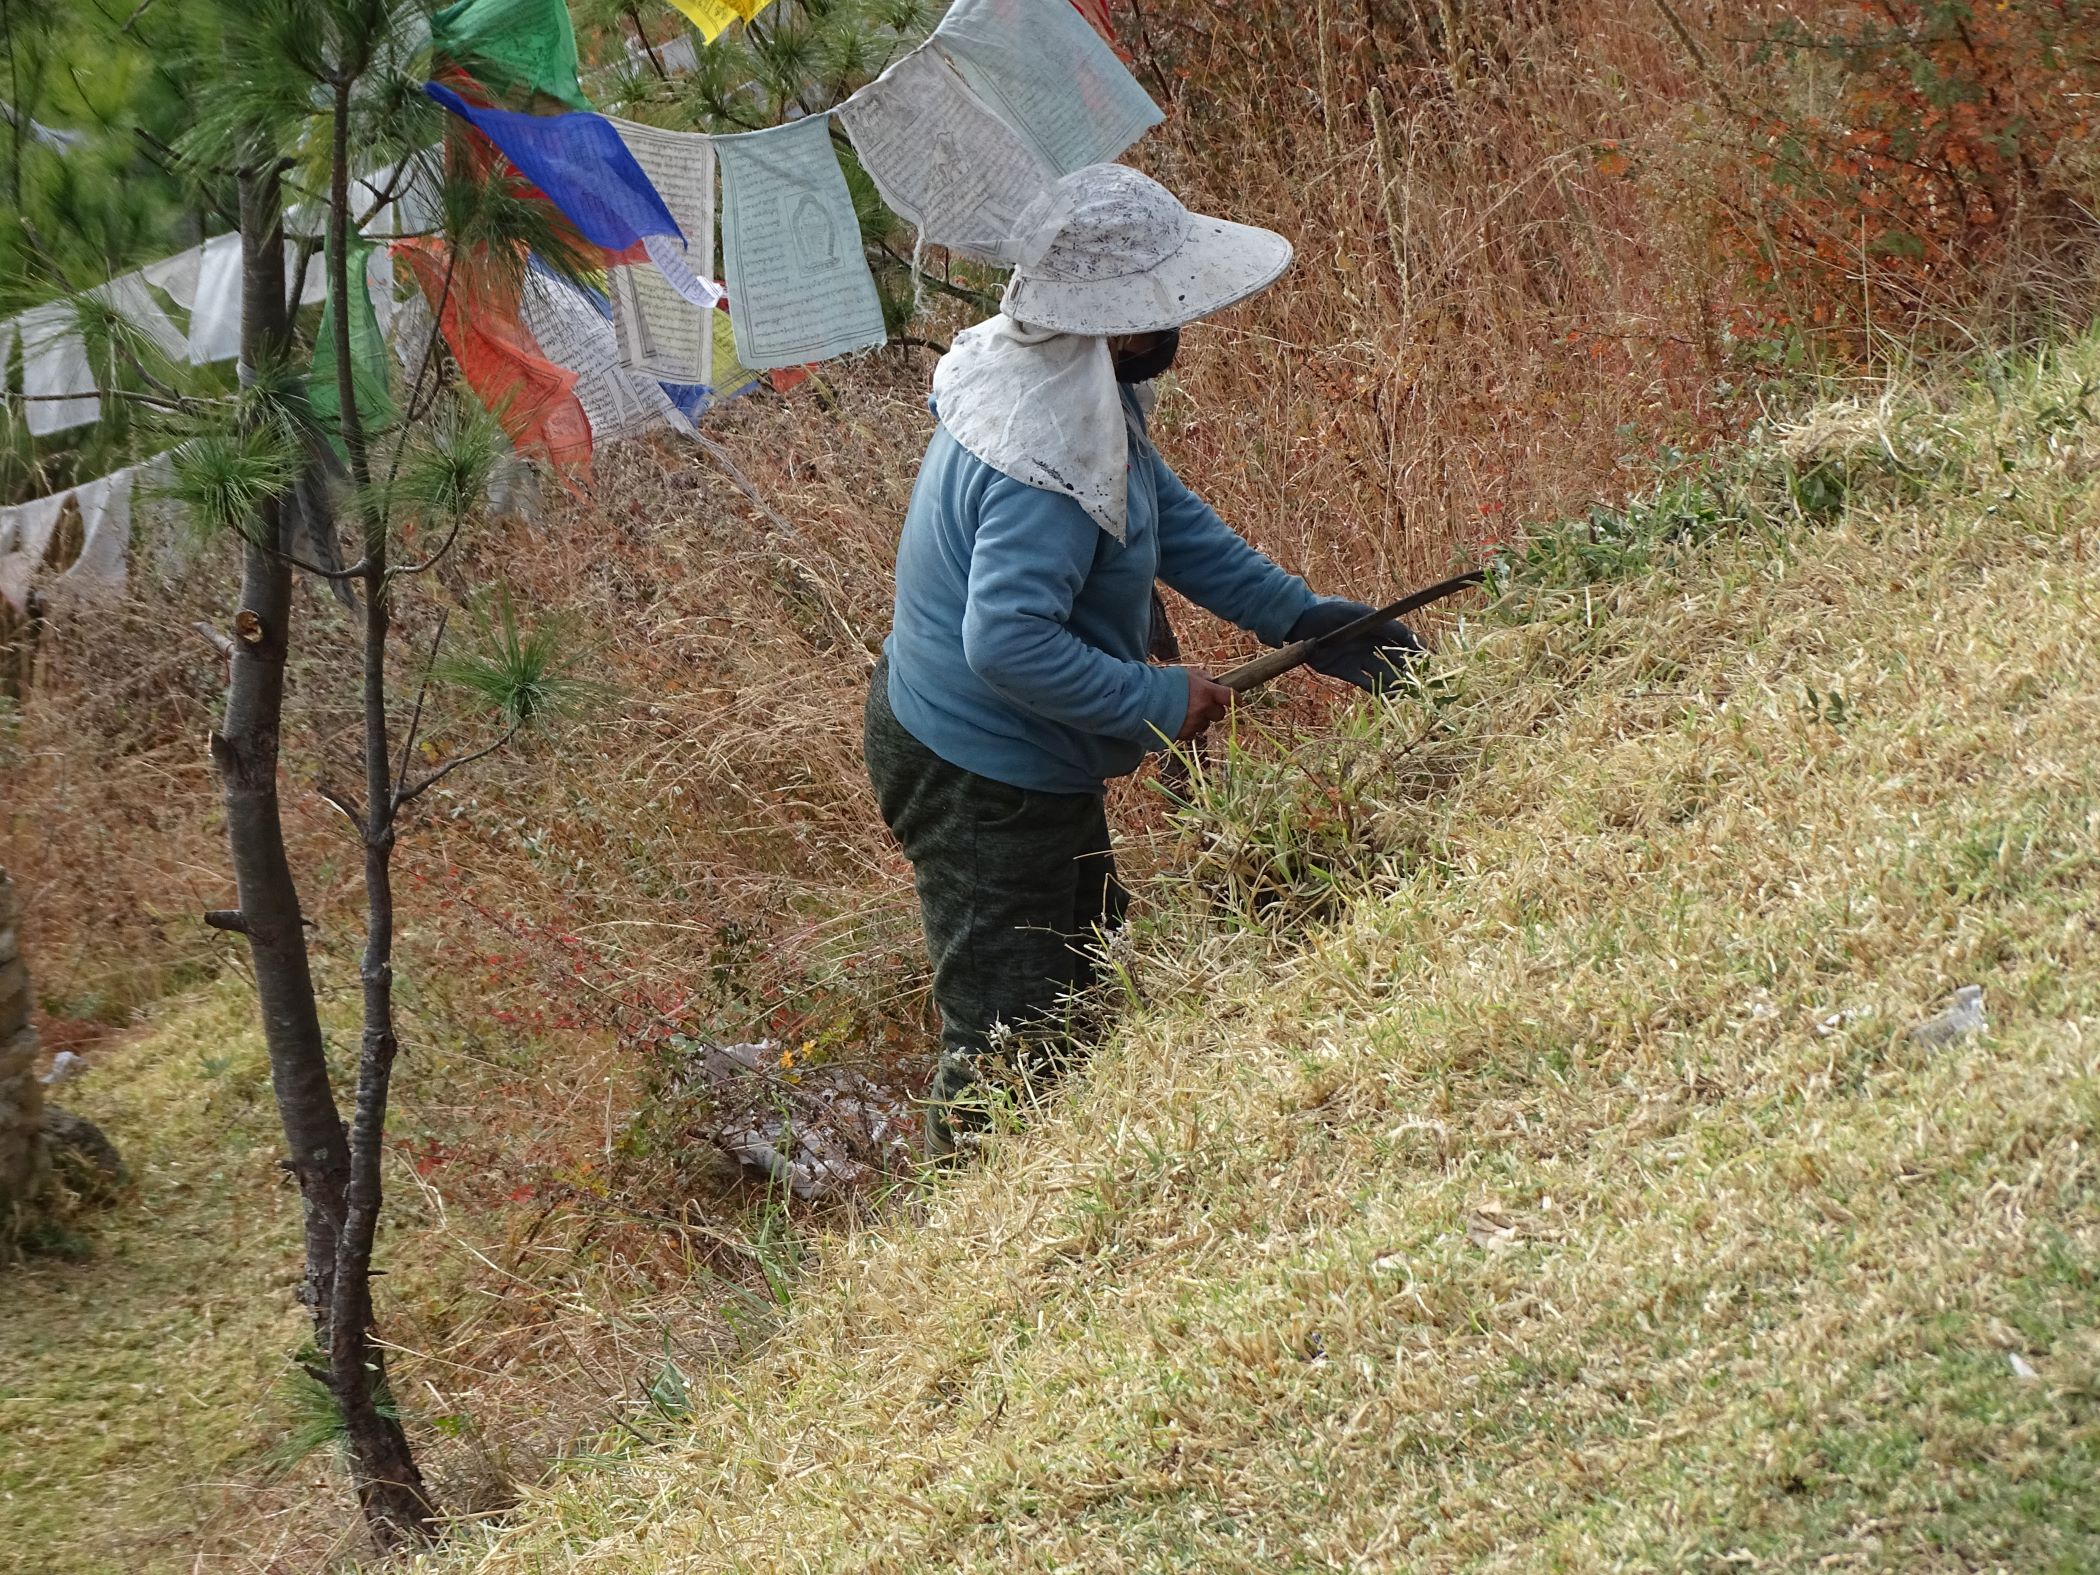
[1000,164,1292,337]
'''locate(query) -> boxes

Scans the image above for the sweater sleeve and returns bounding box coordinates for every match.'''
[1151,452,1315,645]
[960,473,1190,745]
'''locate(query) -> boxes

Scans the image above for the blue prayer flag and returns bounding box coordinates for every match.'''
[424,81,682,253]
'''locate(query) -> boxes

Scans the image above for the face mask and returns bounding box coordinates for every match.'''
[1112,327,1181,384]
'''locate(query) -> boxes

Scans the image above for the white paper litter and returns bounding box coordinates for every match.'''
[717,114,888,369]
[835,44,1054,263]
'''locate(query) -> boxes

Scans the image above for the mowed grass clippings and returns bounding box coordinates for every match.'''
[431,353,2100,1571]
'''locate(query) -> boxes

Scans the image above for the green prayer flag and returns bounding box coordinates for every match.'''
[310,236,398,461]
[431,0,591,112]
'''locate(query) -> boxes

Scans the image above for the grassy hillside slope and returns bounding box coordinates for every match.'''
[435,347,2100,1573]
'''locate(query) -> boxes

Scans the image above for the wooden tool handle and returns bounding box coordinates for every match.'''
[1217,639,1316,693]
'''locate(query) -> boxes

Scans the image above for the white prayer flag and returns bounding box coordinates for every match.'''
[133,451,195,586]
[932,0,1162,175]
[0,492,69,611]
[0,490,65,563]
[17,304,100,436]
[187,232,245,365]
[521,271,688,443]
[60,466,134,592]
[389,289,434,380]
[605,117,721,387]
[287,241,329,308]
[835,44,1055,263]
[367,245,397,340]
[90,272,189,359]
[658,34,699,74]
[717,114,888,370]
[144,244,205,308]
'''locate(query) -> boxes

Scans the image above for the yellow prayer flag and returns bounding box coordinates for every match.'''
[710,309,760,399]
[725,0,778,20]
[666,0,741,41]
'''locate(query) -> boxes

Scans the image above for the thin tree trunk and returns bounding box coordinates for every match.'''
[210,166,352,1339]
[321,78,436,1548]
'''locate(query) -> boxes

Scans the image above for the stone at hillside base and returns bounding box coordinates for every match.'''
[1909,985,1986,1049]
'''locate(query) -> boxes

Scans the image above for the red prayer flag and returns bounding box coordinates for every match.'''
[1068,0,1115,43]
[392,237,594,482]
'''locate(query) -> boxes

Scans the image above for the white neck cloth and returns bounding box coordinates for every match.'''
[930,314,1134,540]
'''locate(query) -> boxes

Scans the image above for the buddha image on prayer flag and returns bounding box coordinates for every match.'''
[716,116,887,369]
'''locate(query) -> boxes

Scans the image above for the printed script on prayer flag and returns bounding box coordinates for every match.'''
[716,115,888,369]
[834,45,1054,263]
[604,118,719,388]
[931,0,1161,176]
[522,268,692,441]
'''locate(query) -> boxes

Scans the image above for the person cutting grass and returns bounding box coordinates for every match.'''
[867,163,1422,1156]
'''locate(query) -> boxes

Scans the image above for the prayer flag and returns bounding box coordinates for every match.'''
[716,115,887,369]
[709,306,761,399]
[60,466,133,593]
[665,0,776,39]
[187,232,244,365]
[834,44,1054,263]
[310,235,399,460]
[604,117,721,387]
[1067,0,1115,42]
[657,33,700,73]
[0,492,66,612]
[89,273,188,360]
[289,242,329,309]
[393,239,594,479]
[430,0,590,111]
[932,0,1161,174]
[665,0,741,40]
[17,304,99,436]
[143,244,203,307]
[521,264,690,442]
[423,82,719,309]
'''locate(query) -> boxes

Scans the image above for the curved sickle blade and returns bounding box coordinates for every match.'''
[1217,569,1487,694]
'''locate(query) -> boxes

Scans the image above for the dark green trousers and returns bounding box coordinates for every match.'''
[864,660,1127,1120]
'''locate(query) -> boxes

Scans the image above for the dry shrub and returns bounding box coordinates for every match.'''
[1725,0,2100,346]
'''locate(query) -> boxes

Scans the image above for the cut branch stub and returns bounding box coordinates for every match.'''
[235,609,265,645]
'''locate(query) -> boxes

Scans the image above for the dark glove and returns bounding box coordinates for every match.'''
[1287,598,1427,693]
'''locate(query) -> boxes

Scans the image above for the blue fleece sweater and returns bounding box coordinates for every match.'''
[884,396,1315,795]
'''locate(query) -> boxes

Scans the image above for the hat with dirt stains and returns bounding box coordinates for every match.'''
[1000,163,1292,337]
